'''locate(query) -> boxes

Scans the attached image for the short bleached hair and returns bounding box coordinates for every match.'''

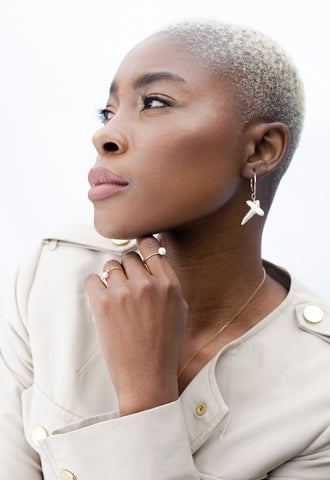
[158,20,305,188]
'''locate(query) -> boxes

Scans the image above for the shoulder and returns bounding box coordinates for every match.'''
[18,222,137,278]
[14,223,137,313]
[292,277,330,345]
[42,222,136,254]
[264,259,330,345]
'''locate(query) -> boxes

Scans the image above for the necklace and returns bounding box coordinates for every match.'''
[177,267,266,380]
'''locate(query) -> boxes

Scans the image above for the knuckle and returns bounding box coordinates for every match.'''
[161,277,180,293]
[161,278,172,291]
[115,286,131,303]
[136,278,153,294]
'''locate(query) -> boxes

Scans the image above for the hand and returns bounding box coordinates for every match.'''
[84,235,188,416]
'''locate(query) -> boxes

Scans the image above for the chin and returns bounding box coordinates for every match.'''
[93,219,132,240]
[93,216,156,240]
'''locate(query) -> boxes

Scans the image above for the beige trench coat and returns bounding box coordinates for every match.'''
[1,223,330,480]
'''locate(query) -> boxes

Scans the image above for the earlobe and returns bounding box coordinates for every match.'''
[241,122,290,179]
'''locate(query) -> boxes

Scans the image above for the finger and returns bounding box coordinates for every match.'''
[121,251,151,280]
[102,259,127,286]
[85,272,107,291]
[137,236,172,278]
[84,273,107,311]
[158,233,167,250]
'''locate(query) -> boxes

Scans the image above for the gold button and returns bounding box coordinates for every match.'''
[111,239,130,246]
[195,402,207,416]
[303,305,324,324]
[59,470,77,480]
[31,425,49,446]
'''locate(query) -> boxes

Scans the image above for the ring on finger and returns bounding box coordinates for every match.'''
[143,247,167,264]
[101,266,123,282]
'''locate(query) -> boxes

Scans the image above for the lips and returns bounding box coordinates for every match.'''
[88,167,129,201]
[88,167,129,187]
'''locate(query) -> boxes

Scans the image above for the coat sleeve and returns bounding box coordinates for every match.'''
[0,243,43,479]
[39,399,202,480]
[38,406,330,480]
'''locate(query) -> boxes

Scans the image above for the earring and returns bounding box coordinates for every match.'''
[241,169,264,225]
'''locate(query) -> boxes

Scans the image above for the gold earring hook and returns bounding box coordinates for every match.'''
[250,169,257,202]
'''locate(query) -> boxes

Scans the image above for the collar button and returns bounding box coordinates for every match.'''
[111,239,130,246]
[59,470,77,480]
[195,402,207,416]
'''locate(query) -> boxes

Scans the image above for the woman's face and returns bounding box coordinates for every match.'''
[90,33,245,239]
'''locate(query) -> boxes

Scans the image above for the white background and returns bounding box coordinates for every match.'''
[1,0,329,315]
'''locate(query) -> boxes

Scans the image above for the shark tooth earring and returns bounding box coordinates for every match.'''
[241,169,264,225]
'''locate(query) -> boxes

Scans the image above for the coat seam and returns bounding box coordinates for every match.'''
[191,413,222,450]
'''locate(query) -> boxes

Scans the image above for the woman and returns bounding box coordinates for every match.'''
[1,20,329,480]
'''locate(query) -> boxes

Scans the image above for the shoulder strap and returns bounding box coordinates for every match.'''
[296,302,330,343]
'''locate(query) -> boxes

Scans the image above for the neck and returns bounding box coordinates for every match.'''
[161,213,265,337]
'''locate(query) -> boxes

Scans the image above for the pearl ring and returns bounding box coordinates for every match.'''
[101,266,123,284]
[143,247,167,263]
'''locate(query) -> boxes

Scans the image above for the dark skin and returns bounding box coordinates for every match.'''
[85,33,289,416]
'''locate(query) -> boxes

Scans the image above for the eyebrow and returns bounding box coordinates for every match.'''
[109,71,186,94]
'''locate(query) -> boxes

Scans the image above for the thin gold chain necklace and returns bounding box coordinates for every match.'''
[177,267,266,380]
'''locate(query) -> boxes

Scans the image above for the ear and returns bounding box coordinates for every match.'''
[241,122,290,179]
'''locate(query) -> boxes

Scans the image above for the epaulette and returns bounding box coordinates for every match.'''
[296,302,330,343]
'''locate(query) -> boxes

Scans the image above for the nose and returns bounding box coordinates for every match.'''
[92,122,129,157]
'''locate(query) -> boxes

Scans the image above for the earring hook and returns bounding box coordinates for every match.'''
[250,168,257,203]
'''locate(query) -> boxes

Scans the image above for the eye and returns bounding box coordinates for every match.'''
[97,107,115,124]
[142,95,171,110]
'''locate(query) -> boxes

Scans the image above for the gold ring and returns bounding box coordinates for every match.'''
[143,252,161,263]
[143,247,167,263]
[101,266,123,281]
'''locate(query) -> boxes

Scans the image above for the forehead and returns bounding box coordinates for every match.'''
[111,33,218,92]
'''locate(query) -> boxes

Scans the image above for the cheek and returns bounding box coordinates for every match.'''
[135,117,241,215]
[92,112,242,239]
